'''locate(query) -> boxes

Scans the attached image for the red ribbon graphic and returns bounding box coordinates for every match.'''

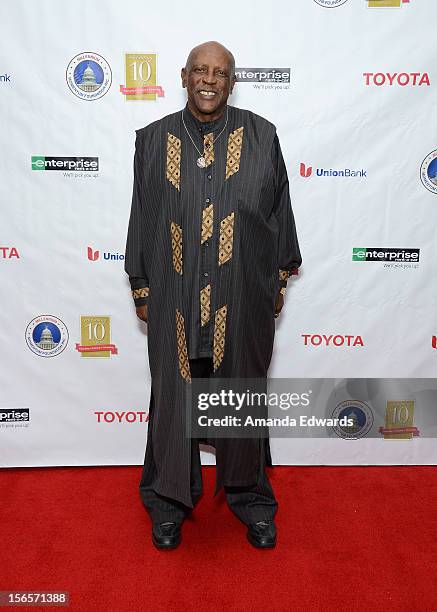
[379,426,420,436]
[75,343,118,355]
[119,85,165,97]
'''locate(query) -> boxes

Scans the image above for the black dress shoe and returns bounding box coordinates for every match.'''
[152,522,181,550]
[247,520,277,549]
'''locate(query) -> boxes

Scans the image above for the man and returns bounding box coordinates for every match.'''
[125,41,301,550]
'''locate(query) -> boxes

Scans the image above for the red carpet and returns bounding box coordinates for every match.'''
[1,466,436,611]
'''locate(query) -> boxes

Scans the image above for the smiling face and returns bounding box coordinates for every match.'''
[181,42,236,122]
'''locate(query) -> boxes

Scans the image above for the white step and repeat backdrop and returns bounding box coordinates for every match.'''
[1,0,436,467]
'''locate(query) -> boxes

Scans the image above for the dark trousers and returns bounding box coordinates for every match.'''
[139,357,278,526]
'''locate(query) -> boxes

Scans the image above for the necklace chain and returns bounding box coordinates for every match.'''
[181,107,229,164]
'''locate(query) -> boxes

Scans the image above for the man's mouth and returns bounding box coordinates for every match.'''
[198,90,217,98]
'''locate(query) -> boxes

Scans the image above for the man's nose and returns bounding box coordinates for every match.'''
[202,70,217,85]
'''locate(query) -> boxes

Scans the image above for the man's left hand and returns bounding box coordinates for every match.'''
[275,291,284,318]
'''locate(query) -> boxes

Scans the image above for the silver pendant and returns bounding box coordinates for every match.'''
[197,156,206,168]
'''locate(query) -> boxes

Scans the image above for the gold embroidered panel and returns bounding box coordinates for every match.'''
[176,309,191,382]
[201,203,214,244]
[279,269,291,281]
[170,221,183,275]
[200,284,211,327]
[213,305,227,371]
[218,211,234,266]
[132,287,149,299]
[225,126,244,180]
[166,132,181,191]
[203,132,214,167]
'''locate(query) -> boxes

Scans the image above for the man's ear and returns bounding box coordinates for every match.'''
[181,67,187,88]
[230,75,236,94]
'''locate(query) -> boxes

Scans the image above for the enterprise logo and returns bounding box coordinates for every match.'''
[235,68,290,83]
[0,408,30,422]
[352,248,420,262]
[31,156,99,171]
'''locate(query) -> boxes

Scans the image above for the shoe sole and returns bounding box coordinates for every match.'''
[152,534,181,550]
[247,532,276,549]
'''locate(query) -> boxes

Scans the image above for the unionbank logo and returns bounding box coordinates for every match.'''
[302,334,364,347]
[76,316,118,357]
[332,401,374,440]
[0,246,19,259]
[363,72,429,86]
[379,401,419,439]
[313,0,349,7]
[32,156,99,171]
[420,149,437,195]
[66,52,112,100]
[25,315,69,358]
[87,247,124,262]
[300,163,312,177]
[88,247,99,261]
[120,53,164,100]
[367,0,410,7]
[300,162,366,178]
[352,248,420,263]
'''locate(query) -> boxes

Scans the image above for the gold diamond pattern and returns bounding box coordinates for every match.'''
[166,132,181,191]
[225,127,244,180]
[201,203,214,244]
[203,132,214,167]
[176,309,191,382]
[213,305,227,371]
[171,221,183,275]
[218,211,234,265]
[279,269,291,281]
[200,284,211,327]
[132,287,149,299]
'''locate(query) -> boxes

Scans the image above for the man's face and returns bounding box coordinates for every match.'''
[181,45,236,121]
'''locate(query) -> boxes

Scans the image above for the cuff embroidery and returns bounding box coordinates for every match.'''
[132,287,149,299]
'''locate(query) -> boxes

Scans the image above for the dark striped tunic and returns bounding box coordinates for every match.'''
[125,104,301,507]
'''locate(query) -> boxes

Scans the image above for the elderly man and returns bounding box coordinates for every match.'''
[125,41,301,550]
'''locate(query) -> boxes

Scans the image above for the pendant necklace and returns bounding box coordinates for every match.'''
[181,107,229,168]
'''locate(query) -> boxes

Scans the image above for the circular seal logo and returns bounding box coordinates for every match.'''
[25,315,69,358]
[313,0,349,7]
[420,149,437,195]
[331,400,374,439]
[66,52,112,101]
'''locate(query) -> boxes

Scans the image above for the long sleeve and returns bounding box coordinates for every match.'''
[272,133,302,290]
[124,130,149,307]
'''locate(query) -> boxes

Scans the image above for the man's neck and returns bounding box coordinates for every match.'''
[186,100,227,124]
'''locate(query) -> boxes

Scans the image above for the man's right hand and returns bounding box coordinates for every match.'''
[136,304,148,322]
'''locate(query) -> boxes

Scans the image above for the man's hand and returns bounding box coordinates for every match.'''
[136,304,148,322]
[275,291,284,318]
